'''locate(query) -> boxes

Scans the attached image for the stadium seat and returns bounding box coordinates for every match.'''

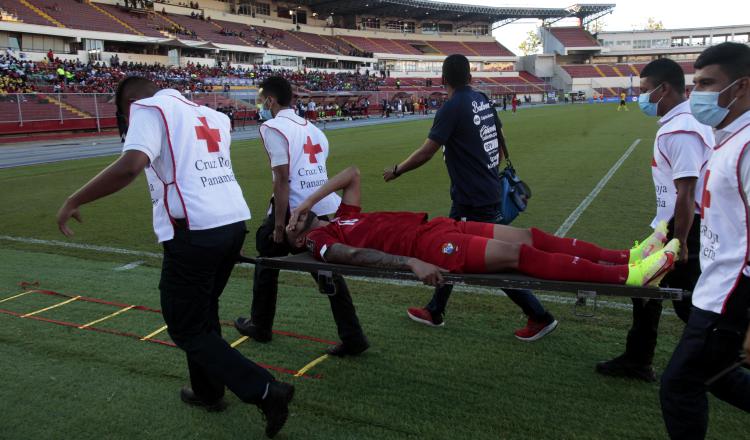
[549,27,600,48]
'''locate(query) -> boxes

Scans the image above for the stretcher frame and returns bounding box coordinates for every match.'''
[242,254,689,317]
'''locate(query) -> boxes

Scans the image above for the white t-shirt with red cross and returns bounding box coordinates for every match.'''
[692,110,750,314]
[260,108,340,216]
[123,89,250,242]
[650,100,714,228]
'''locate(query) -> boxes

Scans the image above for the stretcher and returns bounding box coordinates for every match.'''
[240,254,689,317]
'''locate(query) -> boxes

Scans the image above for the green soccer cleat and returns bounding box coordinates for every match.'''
[626,239,679,287]
[629,220,669,264]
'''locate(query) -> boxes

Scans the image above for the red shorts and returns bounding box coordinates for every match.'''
[413,218,494,273]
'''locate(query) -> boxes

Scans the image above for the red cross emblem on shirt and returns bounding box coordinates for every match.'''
[195,116,221,153]
[700,170,711,219]
[303,136,322,163]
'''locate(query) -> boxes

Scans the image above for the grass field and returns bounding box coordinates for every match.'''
[0,103,746,439]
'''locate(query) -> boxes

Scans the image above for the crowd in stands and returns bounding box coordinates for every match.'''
[379,96,444,117]
[120,0,154,9]
[190,10,207,20]
[290,68,382,92]
[153,0,200,8]
[345,47,374,58]
[0,53,38,95]
[247,26,283,48]
[0,10,19,22]
[161,23,199,37]
[0,53,384,94]
[219,28,245,38]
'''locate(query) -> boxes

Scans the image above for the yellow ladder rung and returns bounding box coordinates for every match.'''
[22,296,80,318]
[230,336,249,348]
[79,305,135,329]
[0,290,35,304]
[141,324,168,341]
[295,354,329,378]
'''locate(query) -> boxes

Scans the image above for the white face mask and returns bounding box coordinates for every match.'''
[689,78,741,127]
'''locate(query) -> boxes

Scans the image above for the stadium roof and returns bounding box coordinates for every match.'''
[298,1,615,27]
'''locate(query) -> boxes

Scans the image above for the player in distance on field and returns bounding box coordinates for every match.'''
[285,166,678,287]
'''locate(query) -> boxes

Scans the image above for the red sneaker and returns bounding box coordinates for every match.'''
[514,318,558,342]
[406,307,444,327]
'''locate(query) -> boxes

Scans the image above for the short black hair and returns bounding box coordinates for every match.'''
[694,42,750,80]
[115,76,158,138]
[259,76,293,106]
[115,76,157,114]
[640,58,685,93]
[442,54,471,88]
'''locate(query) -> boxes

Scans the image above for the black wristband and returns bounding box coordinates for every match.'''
[393,164,401,177]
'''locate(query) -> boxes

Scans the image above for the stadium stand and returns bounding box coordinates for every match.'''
[23,0,140,34]
[0,0,56,26]
[97,4,170,38]
[546,23,750,98]
[548,26,600,48]
[2,1,626,135]
[560,65,599,78]
[337,36,512,57]
[561,61,697,79]
[161,14,245,43]
[0,0,521,61]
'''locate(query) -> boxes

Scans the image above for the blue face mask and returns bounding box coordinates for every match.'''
[258,98,273,121]
[638,83,664,117]
[259,108,273,121]
[689,79,740,127]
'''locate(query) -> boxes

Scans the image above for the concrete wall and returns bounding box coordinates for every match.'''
[518,54,555,79]
[101,51,168,65]
[17,50,85,63]
[540,27,565,56]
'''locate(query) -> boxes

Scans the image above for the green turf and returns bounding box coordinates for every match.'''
[0,103,746,439]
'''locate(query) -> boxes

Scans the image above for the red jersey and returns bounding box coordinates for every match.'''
[306,203,427,261]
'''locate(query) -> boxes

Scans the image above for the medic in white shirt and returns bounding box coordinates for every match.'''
[56,76,293,439]
[597,57,714,382]
[234,76,369,357]
[659,42,750,440]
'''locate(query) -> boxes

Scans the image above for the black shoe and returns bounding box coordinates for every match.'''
[326,337,370,357]
[595,355,657,382]
[259,381,295,439]
[180,386,227,412]
[234,317,272,342]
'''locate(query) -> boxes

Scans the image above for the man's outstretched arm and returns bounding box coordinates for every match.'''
[324,243,446,286]
[289,166,360,227]
[56,150,150,237]
[383,138,440,182]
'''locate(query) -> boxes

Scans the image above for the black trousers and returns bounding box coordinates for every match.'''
[250,212,366,345]
[160,221,273,404]
[660,295,750,439]
[622,215,700,365]
[426,202,549,321]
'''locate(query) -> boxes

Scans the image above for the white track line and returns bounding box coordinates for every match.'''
[0,235,160,258]
[114,260,145,271]
[1,234,671,314]
[554,138,641,237]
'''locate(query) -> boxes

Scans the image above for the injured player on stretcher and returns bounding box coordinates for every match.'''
[285,167,678,287]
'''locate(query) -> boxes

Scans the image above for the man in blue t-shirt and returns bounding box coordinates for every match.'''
[383,54,557,341]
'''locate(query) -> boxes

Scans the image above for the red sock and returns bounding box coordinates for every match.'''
[530,228,629,265]
[518,244,628,284]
